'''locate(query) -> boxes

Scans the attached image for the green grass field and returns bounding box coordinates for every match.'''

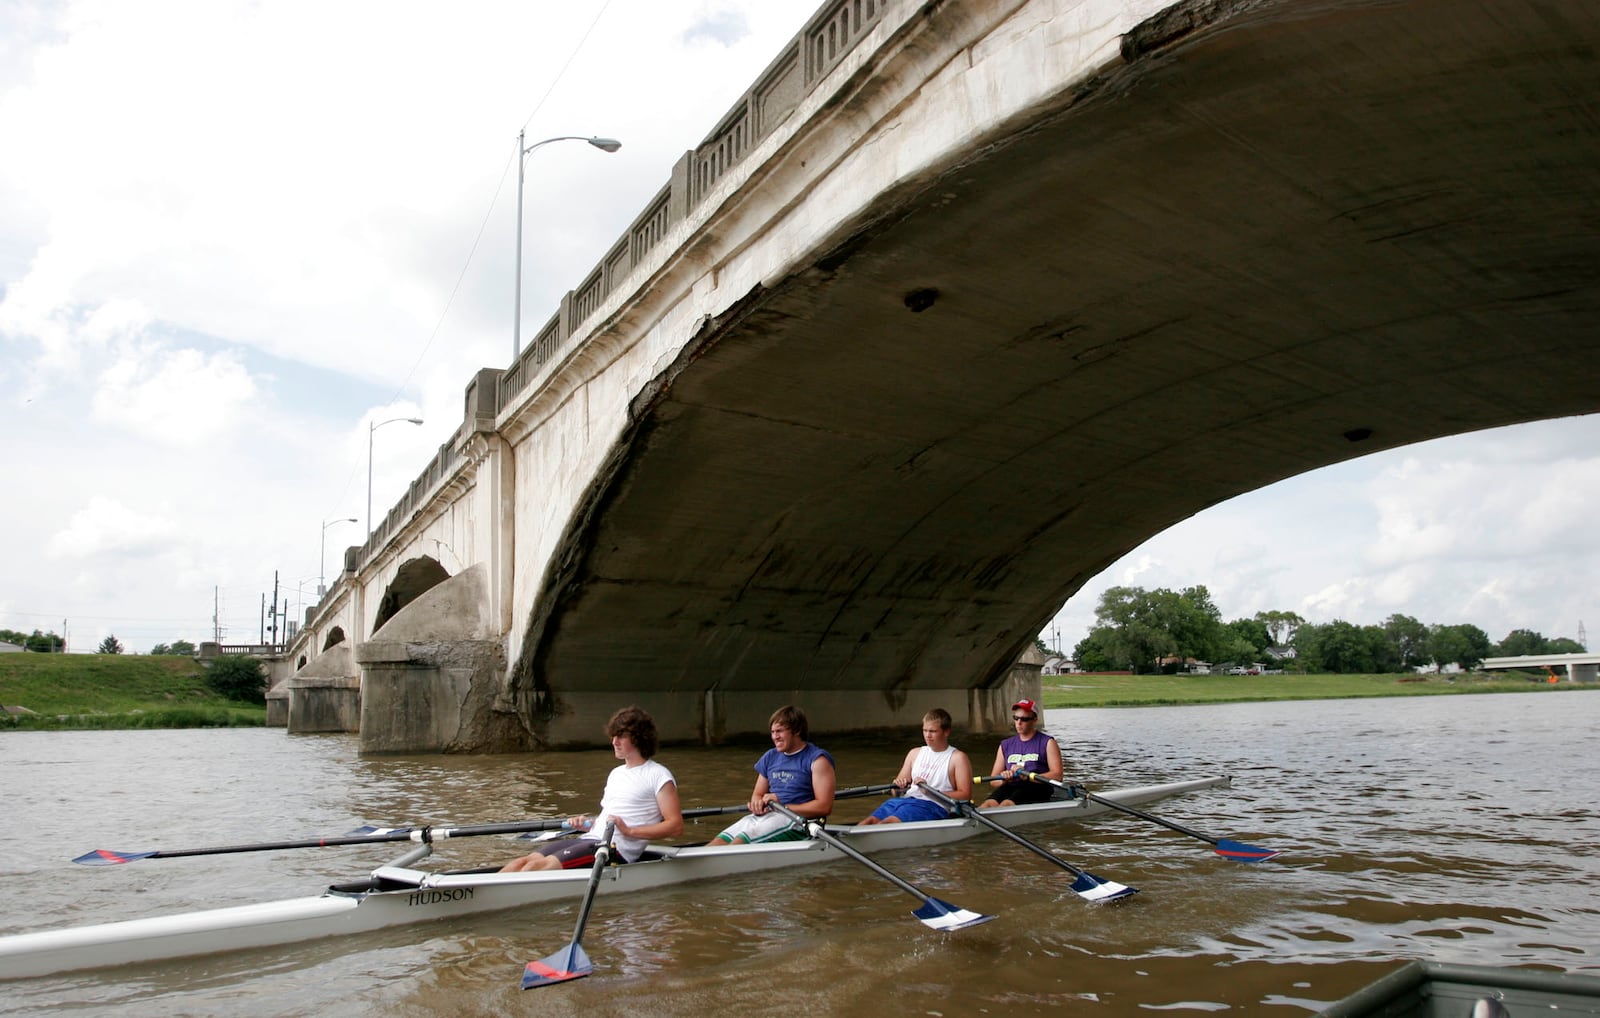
[1043,670,1591,708]
[0,653,265,729]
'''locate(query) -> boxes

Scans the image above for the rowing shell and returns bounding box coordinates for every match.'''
[0,775,1227,980]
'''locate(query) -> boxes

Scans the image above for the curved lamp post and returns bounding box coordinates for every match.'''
[513,132,621,360]
[320,517,357,597]
[367,416,424,538]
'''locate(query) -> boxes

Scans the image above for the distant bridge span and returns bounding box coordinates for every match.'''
[280,0,1600,750]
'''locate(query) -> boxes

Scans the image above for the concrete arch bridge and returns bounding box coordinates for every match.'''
[275,0,1600,751]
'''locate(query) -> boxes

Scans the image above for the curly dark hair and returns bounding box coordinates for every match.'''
[769,704,809,741]
[606,705,658,759]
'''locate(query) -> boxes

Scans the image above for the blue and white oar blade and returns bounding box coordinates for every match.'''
[912,897,996,931]
[72,848,157,866]
[1069,872,1138,903]
[521,942,593,989]
[343,825,411,837]
[1215,838,1279,862]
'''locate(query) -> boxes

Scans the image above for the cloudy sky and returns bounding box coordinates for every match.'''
[2,1,1594,657]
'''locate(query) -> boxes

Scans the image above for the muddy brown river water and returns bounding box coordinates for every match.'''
[3,690,1596,1016]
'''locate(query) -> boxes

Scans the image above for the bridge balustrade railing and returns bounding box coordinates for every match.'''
[492,0,888,413]
[363,0,890,573]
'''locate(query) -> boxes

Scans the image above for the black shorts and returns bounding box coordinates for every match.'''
[530,838,598,868]
[984,779,1054,805]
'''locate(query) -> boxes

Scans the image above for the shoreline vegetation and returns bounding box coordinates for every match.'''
[2,654,1591,732]
[0,654,265,730]
[1044,670,1595,708]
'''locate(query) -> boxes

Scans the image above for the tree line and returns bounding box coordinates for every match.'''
[1,628,196,656]
[1068,585,1584,674]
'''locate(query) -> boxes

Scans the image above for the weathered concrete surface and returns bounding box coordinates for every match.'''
[356,564,527,753]
[509,0,1600,745]
[285,644,361,734]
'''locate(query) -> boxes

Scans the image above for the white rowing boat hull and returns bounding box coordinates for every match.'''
[0,775,1228,979]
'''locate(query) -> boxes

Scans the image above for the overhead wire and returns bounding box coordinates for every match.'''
[320,0,618,522]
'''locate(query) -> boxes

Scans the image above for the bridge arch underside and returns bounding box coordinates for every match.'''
[513,0,1600,746]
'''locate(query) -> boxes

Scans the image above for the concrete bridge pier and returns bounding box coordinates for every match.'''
[285,644,361,734]
[355,564,530,753]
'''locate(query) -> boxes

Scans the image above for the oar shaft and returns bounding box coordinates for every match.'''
[568,823,614,946]
[917,783,1087,878]
[149,819,578,859]
[765,802,932,906]
[1085,792,1217,845]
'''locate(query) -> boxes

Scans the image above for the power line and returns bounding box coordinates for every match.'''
[321,0,617,523]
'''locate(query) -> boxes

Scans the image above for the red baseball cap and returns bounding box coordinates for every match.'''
[1011,699,1039,714]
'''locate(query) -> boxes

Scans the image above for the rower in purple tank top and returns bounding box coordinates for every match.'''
[978,699,1063,808]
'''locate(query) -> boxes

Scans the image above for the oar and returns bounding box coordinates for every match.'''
[765,800,994,931]
[73,817,575,865]
[76,785,906,862]
[917,783,1136,903]
[520,822,615,989]
[512,784,900,841]
[1023,773,1279,862]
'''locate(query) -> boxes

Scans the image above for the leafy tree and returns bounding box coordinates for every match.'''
[97,634,124,655]
[1254,610,1306,647]
[171,639,196,656]
[1427,623,1492,671]
[1546,637,1584,654]
[1073,628,1116,671]
[1084,585,1226,672]
[1382,613,1431,671]
[1493,628,1547,657]
[16,629,64,652]
[1224,618,1271,658]
[205,655,266,704]
[1294,620,1393,673]
[149,643,171,655]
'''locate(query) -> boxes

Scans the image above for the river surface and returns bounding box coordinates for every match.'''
[2,691,1597,1016]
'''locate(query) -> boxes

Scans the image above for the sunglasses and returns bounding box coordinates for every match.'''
[1012,714,1036,722]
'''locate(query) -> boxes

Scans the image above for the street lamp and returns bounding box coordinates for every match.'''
[320,517,357,597]
[513,131,621,360]
[367,416,424,538]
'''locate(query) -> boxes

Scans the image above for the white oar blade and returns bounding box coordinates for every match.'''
[912,898,996,931]
[521,942,593,989]
[1070,873,1138,903]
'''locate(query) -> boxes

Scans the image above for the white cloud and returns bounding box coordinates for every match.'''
[91,342,258,446]
[47,495,178,559]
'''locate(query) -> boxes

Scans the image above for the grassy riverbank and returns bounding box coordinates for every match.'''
[0,653,265,730]
[1044,670,1593,708]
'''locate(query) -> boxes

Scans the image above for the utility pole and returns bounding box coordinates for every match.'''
[214,587,222,644]
[270,571,281,648]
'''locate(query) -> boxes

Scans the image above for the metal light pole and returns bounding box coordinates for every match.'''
[367,416,424,538]
[513,132,621,360]
[320,517,357,597]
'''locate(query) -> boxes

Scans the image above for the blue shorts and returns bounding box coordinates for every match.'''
[868,796,951,823]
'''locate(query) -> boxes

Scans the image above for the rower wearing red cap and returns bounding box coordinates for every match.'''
[978,698,1063,808]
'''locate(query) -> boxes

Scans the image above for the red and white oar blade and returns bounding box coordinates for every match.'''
[1069,872,1138,903]
[521,942,593,989]
[1215,838,1280,862]
[72,849,158,866]
[912,897,996,931]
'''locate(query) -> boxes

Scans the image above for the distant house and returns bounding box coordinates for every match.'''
[1264,645,1297,661]
[1042,655,1076,676]
[0,641,24,654]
